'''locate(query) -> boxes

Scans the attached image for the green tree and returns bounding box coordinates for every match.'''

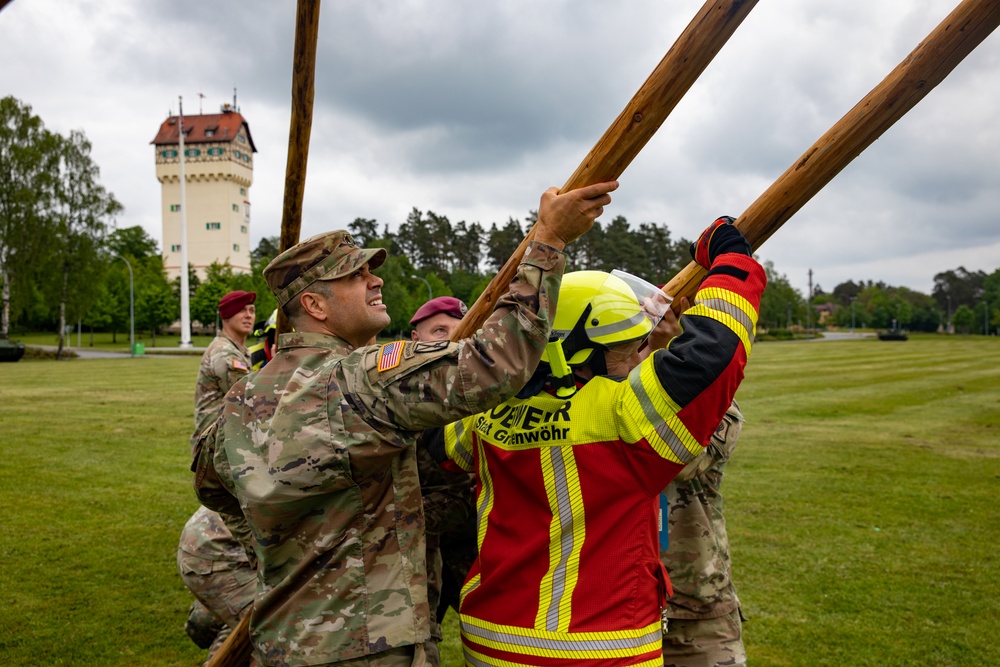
[486,218,523,273]
[758,259,804,331]
[251,235,280,266]
[49,130,122,358]
[82,281,116,346]
[952,304,975,334]
[452,220,485,275]
[135,257,177,346]
[107,225,159,263]
[347,219,379,248]
[933,267,986,312]
[0,96,58,338]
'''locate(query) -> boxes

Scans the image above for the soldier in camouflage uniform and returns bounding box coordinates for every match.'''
[193,181,618,667]
[660,402,746,667]
[651,297,746,667]
[178,505,257,666]
[409,296,479,666]
[183,289,258,660]
[191,289,257,458]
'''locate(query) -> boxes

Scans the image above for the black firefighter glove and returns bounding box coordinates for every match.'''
[690,215,752,269]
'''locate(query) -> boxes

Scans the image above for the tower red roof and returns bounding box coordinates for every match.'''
[151,107,257,152]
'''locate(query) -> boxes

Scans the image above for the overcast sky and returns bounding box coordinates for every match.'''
[2,0,998,298]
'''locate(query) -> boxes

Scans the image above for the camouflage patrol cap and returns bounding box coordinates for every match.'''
[263,230,387,307]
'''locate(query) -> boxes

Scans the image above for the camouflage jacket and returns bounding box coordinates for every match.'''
[415,430,476,640]
[660,402,744,619]
[194,241,565,666]
[191,332,251,457]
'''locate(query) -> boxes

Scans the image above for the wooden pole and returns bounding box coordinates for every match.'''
[204,613,252,667]
[451,0,760,341]
[662,0,1000,307]
[275,0,322,338]
[207,4,322,665]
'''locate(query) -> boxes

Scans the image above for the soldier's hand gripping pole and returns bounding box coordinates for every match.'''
[662,0,1000,309]
[451,0,760,341]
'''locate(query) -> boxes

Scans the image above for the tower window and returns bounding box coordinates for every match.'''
[232,204,238,212]
[240,225,247,234]
[170,204,181,212]
[233,244,240,252]
[206,222,221,230]
[170,244,181,252]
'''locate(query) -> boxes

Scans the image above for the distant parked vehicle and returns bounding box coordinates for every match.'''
[0,339,26,362]
[878,319,909,341]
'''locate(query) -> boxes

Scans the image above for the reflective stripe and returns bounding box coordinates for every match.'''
[461,572,481,606]
[692,286,757,353]
[551,310,648,342]
[625,363,699,464]
[446,418,474,471]
[475,436,495,556]
[461,616,664,660]
[536,446,585,632]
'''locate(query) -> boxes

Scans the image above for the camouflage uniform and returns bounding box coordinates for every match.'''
[661,402,746,667]
[191,331,252,458]
[177,505,256,666]
[414,429,476,661]
[194,236,566,666]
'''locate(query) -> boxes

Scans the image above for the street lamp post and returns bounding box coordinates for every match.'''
[850,296,857,333]
[412,275,432,302]
[946,295,952,334]
[113,254,135,358]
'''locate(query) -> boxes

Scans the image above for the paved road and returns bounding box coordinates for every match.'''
[29,345,205,359]
[812,331,877,341]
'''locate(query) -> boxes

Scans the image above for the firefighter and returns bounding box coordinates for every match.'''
[435,217,765,667]
[248,308,278,371]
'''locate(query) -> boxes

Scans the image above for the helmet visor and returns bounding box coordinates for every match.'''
[608,270,672,335]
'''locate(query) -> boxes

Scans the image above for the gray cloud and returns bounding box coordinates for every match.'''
[1,0,997,298]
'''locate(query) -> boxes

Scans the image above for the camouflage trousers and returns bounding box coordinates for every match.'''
[662,607,746,667]
[177,551,256,666]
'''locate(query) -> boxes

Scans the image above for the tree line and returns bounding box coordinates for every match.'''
[3,94,998,353]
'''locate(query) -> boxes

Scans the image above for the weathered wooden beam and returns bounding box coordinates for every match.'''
[452,0,760,340]
[663,0,1000,306]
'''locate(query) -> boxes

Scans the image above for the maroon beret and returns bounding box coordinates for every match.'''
[218,290,257,320]
[410,296,467,326]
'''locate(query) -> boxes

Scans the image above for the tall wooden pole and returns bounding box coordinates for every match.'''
[275,0,322,338]
[662,0,1000,306]
[206,4,322,665]
[452,0,760,341]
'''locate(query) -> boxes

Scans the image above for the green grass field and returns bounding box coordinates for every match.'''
[1,334,997,666]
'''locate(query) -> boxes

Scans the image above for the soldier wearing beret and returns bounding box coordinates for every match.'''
[190,289,257,458]
[183,289,258,663]
[193,181,618,667]
[407,297,478,666]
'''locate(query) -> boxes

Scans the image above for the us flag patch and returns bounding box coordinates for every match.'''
[378,341,405,372]
[231,359,248,371]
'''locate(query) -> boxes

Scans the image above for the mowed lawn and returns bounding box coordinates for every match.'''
[1,334,997,666]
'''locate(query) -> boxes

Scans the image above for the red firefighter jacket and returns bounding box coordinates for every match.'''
[444,252,765,667]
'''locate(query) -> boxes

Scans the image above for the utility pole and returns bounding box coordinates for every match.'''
[178,96,192,348]
[807,269,813,335]
[850,296,857,333]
